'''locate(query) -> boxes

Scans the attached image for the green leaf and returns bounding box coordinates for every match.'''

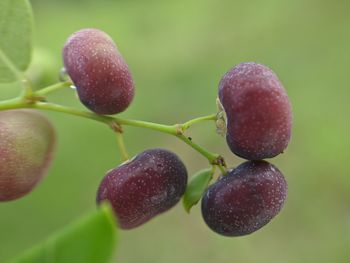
[0,0,33,83]
[183,168,214,213]
[10,203,118,263]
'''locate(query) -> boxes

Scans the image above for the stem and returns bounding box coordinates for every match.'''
[217,164,227,175]
[20,79,34,97]
[0,98,24,110]
[34,103,225,167]
[176,135,220,164]
[181,114,217,130]
[34,102,113,124]
[115,118,177,135]
[33,102,178,135]
[116,132,129,161]
[35,81,72,96]
[0,90,226,170]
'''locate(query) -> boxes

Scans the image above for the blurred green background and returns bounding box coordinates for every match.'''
[1,0,350,262]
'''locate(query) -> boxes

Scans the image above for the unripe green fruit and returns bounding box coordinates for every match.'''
[0,110,56,201]
[27,47,59,89]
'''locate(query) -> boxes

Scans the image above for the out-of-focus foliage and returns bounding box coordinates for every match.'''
[11,204,117,263]
[0,0,32,82]
[1,0,349,262]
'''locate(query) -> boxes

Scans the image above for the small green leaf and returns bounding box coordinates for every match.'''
[0,0,33,83]
[183,168,214,213]
[10,203,118,263]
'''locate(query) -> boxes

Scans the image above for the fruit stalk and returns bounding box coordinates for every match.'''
[181,114,217,131]
[35,81,72,96]
[115,132,129,161]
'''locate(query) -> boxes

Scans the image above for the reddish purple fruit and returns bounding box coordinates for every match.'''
[63,28,134,115]
[0,110,55,201]
[97,149,188,229]
[218,62,292,160]
[201,161,287,236]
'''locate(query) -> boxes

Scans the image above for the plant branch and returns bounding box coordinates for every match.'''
[176,135,221,164]
[0,97,28,110]
[0,88,227,172]
[34,102,113,124]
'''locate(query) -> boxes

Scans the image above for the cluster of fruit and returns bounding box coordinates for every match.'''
[0,28,292,237]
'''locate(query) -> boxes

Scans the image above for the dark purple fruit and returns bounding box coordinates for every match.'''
[96,149,188,229]
[201,161,287,236]
[63,28,134,115]
[218,62,292,160]
[0,110,55,201]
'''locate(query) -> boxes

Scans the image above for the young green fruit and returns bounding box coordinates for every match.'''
[0,110,56,201]
[218,62,292,160]
[97,149,188,229]
[27,47,59,89]
[63,28,135,115]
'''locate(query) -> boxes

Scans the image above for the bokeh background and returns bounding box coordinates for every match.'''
[1,0,350,262]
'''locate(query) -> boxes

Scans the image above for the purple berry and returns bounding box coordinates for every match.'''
[201,161,287,236]
[218,62,292,160]
[0,110,55,201]
[96,149,188,229]
[63,28,134,115]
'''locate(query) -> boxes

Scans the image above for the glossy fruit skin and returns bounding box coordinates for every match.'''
[96,149,188,229]
[63,28,134,115]
[201,161,287,236]
[218,62,292,160]
[0,110,55,201]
